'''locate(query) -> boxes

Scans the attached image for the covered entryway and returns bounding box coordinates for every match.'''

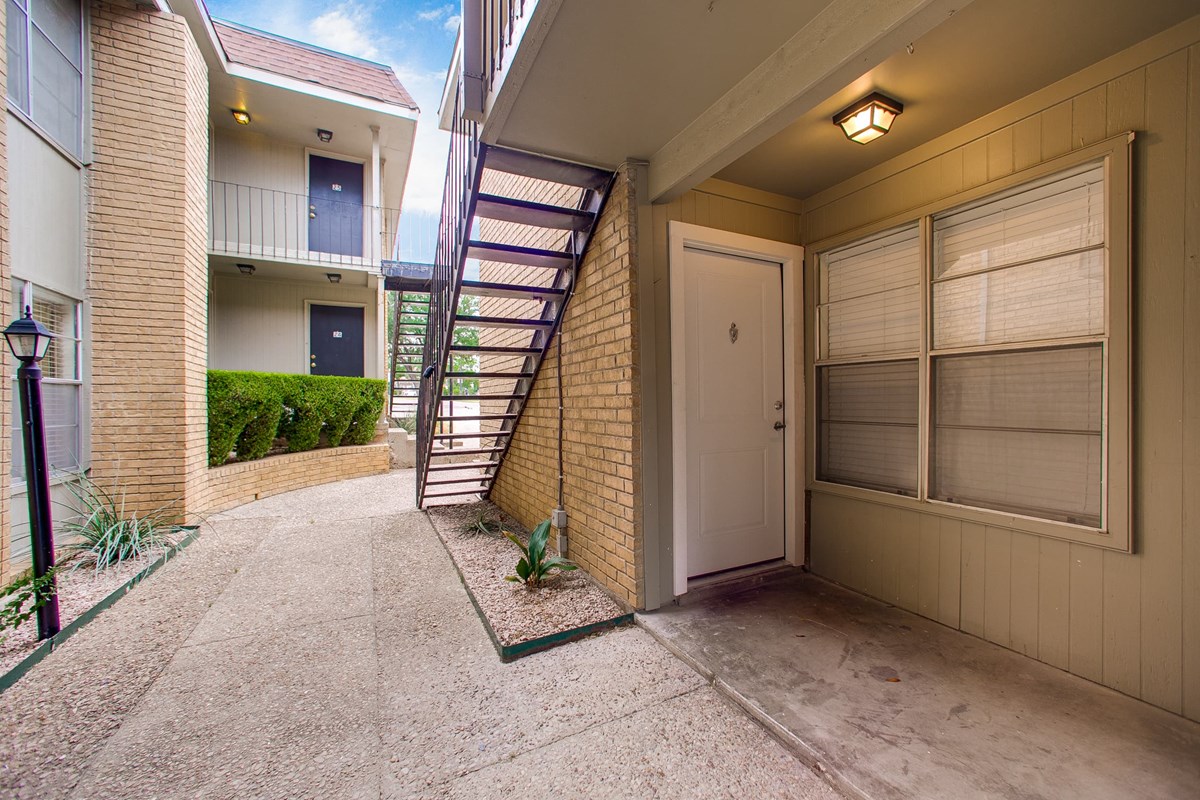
[669,223,803,594]
[309,303,365,377]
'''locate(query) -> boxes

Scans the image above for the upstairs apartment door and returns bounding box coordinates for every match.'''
[309,303,364,377]
[309,155,364,257]
[676,244,787,578]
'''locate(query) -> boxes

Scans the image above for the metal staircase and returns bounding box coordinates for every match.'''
[415,132,614,507]
[385,287,430,421]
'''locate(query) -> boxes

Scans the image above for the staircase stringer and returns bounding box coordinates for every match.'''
[483,171,619,500]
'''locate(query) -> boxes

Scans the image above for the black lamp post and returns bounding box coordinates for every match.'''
[4,306,60,639]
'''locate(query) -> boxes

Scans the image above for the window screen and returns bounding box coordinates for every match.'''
[816,224,920,494]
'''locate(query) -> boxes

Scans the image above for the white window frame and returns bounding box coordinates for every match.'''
[806,133,1133,552]
[12,280,85,485]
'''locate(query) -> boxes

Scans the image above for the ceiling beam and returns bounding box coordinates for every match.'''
[647,0,973,203]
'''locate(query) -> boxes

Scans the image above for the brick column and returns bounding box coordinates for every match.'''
[87,1,209,520]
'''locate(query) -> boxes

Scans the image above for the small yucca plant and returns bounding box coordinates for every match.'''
[58,476,179,574]
[504,519,576,587]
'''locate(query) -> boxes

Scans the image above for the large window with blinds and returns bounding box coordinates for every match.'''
[6,0,85,158]
[813,141,1131,546]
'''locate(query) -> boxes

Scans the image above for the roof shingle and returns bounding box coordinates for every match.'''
[213,20,418,110]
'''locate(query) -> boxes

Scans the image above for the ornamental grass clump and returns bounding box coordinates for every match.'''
[504,519,577,587]
[59,476,179,574]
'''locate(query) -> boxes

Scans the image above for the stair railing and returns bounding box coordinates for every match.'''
[416,76,482,505]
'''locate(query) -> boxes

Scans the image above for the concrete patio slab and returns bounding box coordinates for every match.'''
[638,570,1200,800]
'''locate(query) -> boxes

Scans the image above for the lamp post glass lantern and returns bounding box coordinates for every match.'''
[4,306,61,639]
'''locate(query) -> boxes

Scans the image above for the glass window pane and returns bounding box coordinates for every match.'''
[818,361,919,495]
[6,1,29,111]
[11,383,80,480]
[934,162,1104,280]
[820,225,920,359]
[31,0,80,67]
[933,249,1105,349]
[30,26,82,156]
[932,346,1103,526]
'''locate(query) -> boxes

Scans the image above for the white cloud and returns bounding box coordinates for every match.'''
[443,14,461,33]
[306,3,381,62]
[417,4,454,22]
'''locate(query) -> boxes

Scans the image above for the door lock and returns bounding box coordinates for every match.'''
[774,421,786,430]
[774,400,784,410]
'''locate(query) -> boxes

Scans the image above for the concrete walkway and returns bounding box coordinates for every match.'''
[0,472,839,799]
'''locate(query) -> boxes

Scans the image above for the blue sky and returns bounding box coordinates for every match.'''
[206,0,459,262]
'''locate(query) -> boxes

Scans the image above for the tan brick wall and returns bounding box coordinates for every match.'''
[0,0,11,582]
[204,444,390,515]
[87,1,209,522]
[480,167,644,607]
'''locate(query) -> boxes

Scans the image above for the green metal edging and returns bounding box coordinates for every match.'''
[0,527,201,694]
[431,522,633,663]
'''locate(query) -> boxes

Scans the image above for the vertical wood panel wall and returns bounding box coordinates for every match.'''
[801,36,1200,722]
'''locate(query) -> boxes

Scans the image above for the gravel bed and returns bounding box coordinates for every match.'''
[0,546,172,677]
[426,502,628,648]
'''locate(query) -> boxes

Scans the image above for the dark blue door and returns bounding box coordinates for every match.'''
[309,155,364,257]
[310,304,364,377]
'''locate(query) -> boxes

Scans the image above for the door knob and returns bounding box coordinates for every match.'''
[774,421,786,430]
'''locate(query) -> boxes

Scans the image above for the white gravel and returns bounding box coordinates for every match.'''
[426,502,628,648]
[0,546,173,677]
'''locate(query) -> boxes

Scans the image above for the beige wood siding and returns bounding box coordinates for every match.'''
[802,35,1200,722]
[209,273,381,378]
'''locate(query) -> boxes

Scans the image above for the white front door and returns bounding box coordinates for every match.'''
[680,246,786,577]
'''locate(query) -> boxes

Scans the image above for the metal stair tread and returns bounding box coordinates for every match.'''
[474,193,591,231]
[466,240,573,270]
[458,280,565,301]
[482,145,611,191]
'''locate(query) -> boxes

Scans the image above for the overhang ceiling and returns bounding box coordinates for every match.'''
[717,0,1198,199]
[496,0,835,167]
[208,75,417,208]
[492,0,1196,200]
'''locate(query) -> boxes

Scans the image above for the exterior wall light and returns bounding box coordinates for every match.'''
[237,263,255,275]
[3,307,60,639]
[326,273,342,284]
[231,109,251,125]
[317,129,333,143]
[833,92,903,144]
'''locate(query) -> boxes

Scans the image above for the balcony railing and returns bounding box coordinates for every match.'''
[208,180,401,267]
[463,0,530,119]
[416,73,481,490]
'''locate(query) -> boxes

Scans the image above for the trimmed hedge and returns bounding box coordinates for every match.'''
[208,370,387,467]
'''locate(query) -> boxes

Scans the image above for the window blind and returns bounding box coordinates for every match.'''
[820,225,921,359]
[931,346,1103,526]
[819,360,919,495]
[933,163,1105,350]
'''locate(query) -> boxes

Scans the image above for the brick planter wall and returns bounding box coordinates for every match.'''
[203,444,390,515]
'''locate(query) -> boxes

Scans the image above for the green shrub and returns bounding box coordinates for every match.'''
[207,370,386,465]
[505,520,577,587]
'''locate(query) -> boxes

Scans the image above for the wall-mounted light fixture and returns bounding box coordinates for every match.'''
[317,129,333,143]
[326,273,342,284]
[231,109,251,125]
[833,92,903,144]
[237,263,255,275]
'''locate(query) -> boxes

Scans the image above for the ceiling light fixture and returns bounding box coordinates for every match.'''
[231,109,251,125]
[833,92,903,145]
[326,273,342,284]
[317,129,333,143]
[237,263,255,275]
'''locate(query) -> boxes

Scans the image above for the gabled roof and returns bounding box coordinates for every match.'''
[212,19,418,111]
